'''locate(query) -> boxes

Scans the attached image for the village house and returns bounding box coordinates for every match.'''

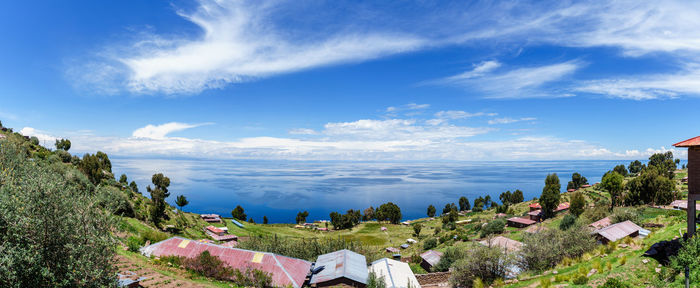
[507,216,536,228]
[588,217,612,230]
[200,214,222,223]
[309,249,368,288]
[419,250,443,272]
[369,258,421,288]
[204,226,238,242]
[592,220,646,244]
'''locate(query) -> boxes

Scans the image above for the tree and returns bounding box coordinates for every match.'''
[147,173,171,226]
[29,136,39,145]
[510,189,524,204]
[480,218,506,238]
[427,204,436,217]
[413,223,422,237]
[176,195,189,211]
[569,191,586,217]
[540,174,561,219]
[625,168,674,205]
[648,151,676,179]
[377,202,402,224]
[450,245,513,287]
[443,203,457,215]
[263,216,268,224]
[473,196,485,211]
[442,209,459,228]
[231,205,247,221]
[499,191,513,205]
[296,211,309,224]
[484,195,492,207]
[119,174,128,185]
[601,171,624,209]
[78,151,113,185]
[363,206,375,221]
[628,160,643,175]
[566,172,589,190]
[613,165,628,177]
[54,138,71,151]
[129,181,139,193]
[670,235,700,283]
[459,196,471,211]
[559,214,576,230]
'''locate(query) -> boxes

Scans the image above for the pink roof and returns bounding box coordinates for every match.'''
[589,217,612,230]
[527,210,542,216]
[479,236,523,252]
[581,184,591,188]
[206,226,225,234]
[567,189,576,192]
[385,247,400,253]
[208,234,238,241]
[529,203,541,209]
[674,136,700,147]
[555,202,570,212]
[141,237,311,288]
[508,217,536,225]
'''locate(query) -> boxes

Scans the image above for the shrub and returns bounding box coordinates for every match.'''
[434,226,441,235]
[610,207,642,224]
[540,277,551,288]
[433,247,464,272]
[572,274,588,285]
[367,271,387,288]
[127,236,143,252]
[449,245,513,287]
[619,255,627,266]
[559,214,576,231]
[423,238,437,250]
[519,225,596,272]
[601,278,631,288]
[480,218,506,238]
[140,229,169,244]
[670,235,700,282]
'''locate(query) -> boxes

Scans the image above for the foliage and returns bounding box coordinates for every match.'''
[423,238,437,250]
[433,246,465,272]
[519,225,596,272]
[670,235,700,283]
[443,203,458,215]
[559,214,576,230]
[569,191,586,217]
[601,278,631,288]
[330,209,361,230]
[427,204,436,217]
[459,196,471,211]
[511,189,524,204]
[449,245,514,288]
[613,164,628,177]
[55,149,71,163]
[628,160,643,175]
[442,209,459,229]
[602,171,624,208]
[540,174,561,219]
[127,236,142,252]
[95,185,134,217]
[413,223,422,237]
[29,136,39,145]
[238,234,376,261]
[263,216,268,224]
[480,218,506,238]
[129,181,139,193]
[376,202,402,224]
[147,173,171,226]
[366,271,387,288]
[78,151,113,185]
[363,206,375,221]
[572,274,588,285]
[0,142,117,287]
[296,211,309,224]
[648,151,676,179]
[118,174,128,185]
[175,195,189,210]
[625,167,675,206]
[610,207,642,224]
[231,205,247,221]
[54,138,71,151]
[567,172,589,190]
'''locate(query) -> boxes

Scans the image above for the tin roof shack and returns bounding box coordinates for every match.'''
[673,136,700,237]
[479,236,523,253]
[419,250,443,272]
[593,220,643,244]
[507,217,536,228]
[370,258,421,288]
[205,226,238,242]
[141,237,311,288]
[201,214,222,223]
[310,249,368,288]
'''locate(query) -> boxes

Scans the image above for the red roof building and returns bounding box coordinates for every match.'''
[141,237,311,288]
[507,217,536,228]
[555,202,570,212]
[567,188,576,192]
[674,136,700,237]
[528,203,541,211]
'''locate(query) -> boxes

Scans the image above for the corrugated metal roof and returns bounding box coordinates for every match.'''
[670,200,700,210]
[309,249,368,285]
[420,250,443,267]
[507,217,536,225]
[588,217,612,230]
[231,219,245,228]
[140,237,310,288]
[370,258,421,288]
[479,236,523,252]
[674,136,700,147]
[593,220,642,242]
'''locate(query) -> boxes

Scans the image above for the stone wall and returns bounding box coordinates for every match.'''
[415,272,451,285]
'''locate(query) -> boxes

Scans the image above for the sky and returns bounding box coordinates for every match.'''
[1,0,699,161]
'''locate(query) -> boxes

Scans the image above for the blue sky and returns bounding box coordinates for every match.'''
[1,0,698,160]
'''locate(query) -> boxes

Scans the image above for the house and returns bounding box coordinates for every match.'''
[567,188,576,192]
[581,184,592,188]
[406,238,417,244]
[204,226,238,242]
[141,237,311,288]
[309,249,368,288]
[556,202,570,212]
[592,220,644,244]
[369,258,421,288]
[385,247,400,253]
[317,227,329,231]
[401,221,411,225]
[588,217,612,230]
[507,217,536,228]
[528,203,541,211]
[419,250,443,272]
[674,136,700,237]
[200,214,222,223]
[527,210,542,221]
[304,223,318,228]
[400,244,410,249]
[295,225,305,229]
[479,236,523,253]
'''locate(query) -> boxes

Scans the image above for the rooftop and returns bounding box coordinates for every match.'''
[593,220,642,242]
[588,217,612,230]
[309,249,368,285]
[420,250,443,267]
[370,258,421,288]
[674,136,700,147]
[507,217,536,225]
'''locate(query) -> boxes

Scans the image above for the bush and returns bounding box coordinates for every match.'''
[670,235,700,282]
[140,229,169,244]
[540,277,552,288]
[433,247,464,272]
[95,186,134,217]
[367,271,387,288]
[423,238,437,250]
[127,236,143,252]
[559,214,576,231]
[450,245,513,288]
[55,149,72,163]
[601,278,631,288]
[610,207,642,224]
[480,218,506,238]
[519,225,596,272]
[572,274,588,285]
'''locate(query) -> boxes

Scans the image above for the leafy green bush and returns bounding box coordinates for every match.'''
[238,235,377,261]
[559,214,576,231]
[367,271,387,288]
[540,277,551,288]
[519,225,596,272]
[127,236,143,252]
[423,238,437,250]
[610,207,642,224]
[95,185,134,217]
[449,245,513,288]
[601,278,631,288]
[572,274,588,285]
[140,229,169,244]
[433,247,465,272]
[480,218,506,238]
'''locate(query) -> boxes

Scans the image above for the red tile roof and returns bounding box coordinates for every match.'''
[141,237,311,288]
[589,217,612,230]
[529,203,541,209]
[674,136,700,147]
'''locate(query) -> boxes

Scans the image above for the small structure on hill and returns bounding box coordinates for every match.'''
[231,219,245,228]
[204,226,237,242]
[400,244,410,249]
[309,249,368,288]
[117,271,148,288]
[381,226,387,231]
[673,136,700,237]
[141,237,311,288]
[200,214,222,223]
[567,188,576,192]
[528,203,541,211]
[419,250,443,272]
[479,236,523,253]
[406,238,417,244]
[507,217,536,228]
[370,258,421,288]
[386,247,400,253]
[494,213,507,219]
[588,217,612,230]
[592,220,644,244]
[581,184,592,188]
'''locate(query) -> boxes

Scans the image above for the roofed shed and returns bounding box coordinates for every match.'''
[310,249,368,288]
[673,136,700,236]
[370,258,421,288]
[593,220,642,244]
[507,217,536,228]
[419,250,443,271]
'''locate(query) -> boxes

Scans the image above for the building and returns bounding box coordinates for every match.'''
[673,136,700,237]
[527,210,542,221]
[592,220,643,244]
[385,247,400,253]
[507,217,536,228]
[204,226,238,242]
[419,250,443,272]
[669,200,700,211]
[567,188,576,192]
[309,249,368,288]
[200,214,222,223]
[369,258,421,288]
[555,202,570,212]
[588,217,612,230]
[140,237,311,288]
[479,236,523,253]
[528,203,541,211]
[581,184,592,188]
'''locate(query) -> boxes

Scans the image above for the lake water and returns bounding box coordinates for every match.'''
[111,158,675,223]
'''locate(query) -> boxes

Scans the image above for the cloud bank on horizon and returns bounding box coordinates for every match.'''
[73,0,700,100]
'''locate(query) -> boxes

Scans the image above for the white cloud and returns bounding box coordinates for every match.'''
[19,127,58,145]
[576,67,700,100]
[488,117,536,125]
[436,61,582,98]
[132,122,209,139]
[288,128,318,135]
[446,61,501,80]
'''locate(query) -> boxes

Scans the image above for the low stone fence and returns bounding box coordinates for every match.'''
[415,272,451,285]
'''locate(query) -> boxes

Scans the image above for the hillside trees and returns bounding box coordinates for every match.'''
[427,204,436,217]
[648,151,676,179]
[499,190,524,205]
[459,196,470,211]
[613,165,628,177]
[231,205,247,221]
[363,206,375,221]
[569,191,586,217]
[296,211,309,224]
[54,138,71,151]
[450,245,514,288]
[628,160,643,175]
[129,181,139,193]
[601,171,624,209]
[567,172,589,190]
[78,151,112,185]
[625,168,674,205]
[176,195,189,211]
[540,174,561,219]
[147,173,171,226]
[376,202,401,224]
[0,142,116,287]
[329,209,362,230]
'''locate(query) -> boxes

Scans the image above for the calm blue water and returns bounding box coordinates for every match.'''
[111,159,679,223]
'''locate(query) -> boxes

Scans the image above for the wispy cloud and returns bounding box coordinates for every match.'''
[576,66,700,100]
[488,117,536,125]
[132,122,211,139]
